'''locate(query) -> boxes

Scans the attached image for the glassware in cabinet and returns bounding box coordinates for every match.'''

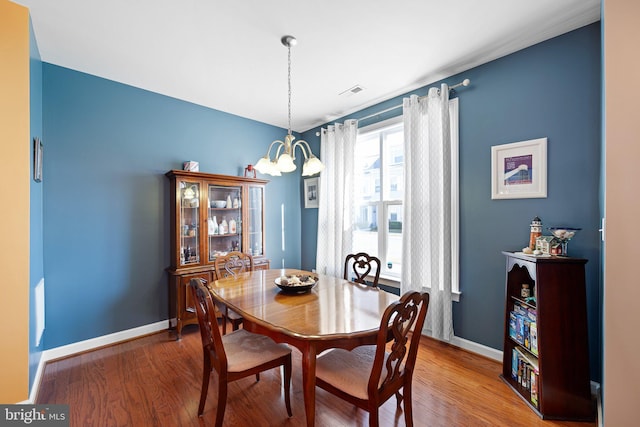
[208,184,243,261]
[179,180,200,265]
[248,186,264,256]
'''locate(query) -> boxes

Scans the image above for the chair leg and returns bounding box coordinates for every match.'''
[283,356,293,417]
[368,408,379,427]
[255,373,260,381]
[222,311,228,335]
[198,354,211,416]
[395,391,403,408]
[215,379,228,427]
[403,383,414,427]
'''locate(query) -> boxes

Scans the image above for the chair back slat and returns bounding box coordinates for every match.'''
[368,291,429,397]
[214,251,254,279]
[189,278,228,370]
[344,252,381,287]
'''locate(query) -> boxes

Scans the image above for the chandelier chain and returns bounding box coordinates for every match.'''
[287,44,292,135]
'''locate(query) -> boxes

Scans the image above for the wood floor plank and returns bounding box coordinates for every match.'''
[36,324,596,426]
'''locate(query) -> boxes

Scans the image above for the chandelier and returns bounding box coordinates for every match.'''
[254,36,324,177]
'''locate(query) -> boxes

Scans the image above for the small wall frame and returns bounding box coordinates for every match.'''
[33,137,43,182]
[491,138,547,199]
[304,177,319,208]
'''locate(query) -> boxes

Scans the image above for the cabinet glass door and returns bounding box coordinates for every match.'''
[208,184,242,262]
[179,180,201,266]
[248,186,264,256]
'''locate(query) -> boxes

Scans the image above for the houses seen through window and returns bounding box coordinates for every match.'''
[353,117,404,279]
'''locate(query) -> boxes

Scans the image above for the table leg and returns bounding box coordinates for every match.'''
[301,344,317,427]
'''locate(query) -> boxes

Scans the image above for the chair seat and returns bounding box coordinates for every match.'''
[316,346,389,400]
[222,329,291,372]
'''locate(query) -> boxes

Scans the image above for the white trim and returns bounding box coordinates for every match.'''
[42,320,168,362]
[27,355,47,404]
[592,381,603,427]
[358,115,402,134]
[448,335,503,361]
[372,274,461,302]
[449,99,460,297]
[420,326,503,361]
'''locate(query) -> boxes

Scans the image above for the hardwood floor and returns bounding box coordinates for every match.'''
[36,324,597,427]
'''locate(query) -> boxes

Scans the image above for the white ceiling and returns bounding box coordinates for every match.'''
[14,0,600,132]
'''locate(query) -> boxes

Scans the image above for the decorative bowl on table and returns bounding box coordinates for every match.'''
[211,200,227,208]
[275,274,318,294]
[548,227,581,256]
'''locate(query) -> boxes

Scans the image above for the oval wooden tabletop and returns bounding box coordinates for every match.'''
[208,268,399,339]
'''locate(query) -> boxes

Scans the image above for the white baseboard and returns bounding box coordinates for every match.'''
[28,320,168,403]
[422,328,504,362]
[449,335,504,361]
[42,320,168,362]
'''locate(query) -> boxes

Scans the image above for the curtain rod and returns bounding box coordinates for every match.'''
[355,78,471,124]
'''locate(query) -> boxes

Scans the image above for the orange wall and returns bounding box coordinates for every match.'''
[0,0,30,403]
[604,0,640,424]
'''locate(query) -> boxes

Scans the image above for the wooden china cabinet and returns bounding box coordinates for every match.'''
[165,170,270,338]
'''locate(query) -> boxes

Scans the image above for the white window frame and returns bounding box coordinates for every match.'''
[355,98,460,301]
[355,116,403,280]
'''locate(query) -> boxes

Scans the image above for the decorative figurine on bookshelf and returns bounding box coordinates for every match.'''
[529,216,543,249]
[535,235,556,254]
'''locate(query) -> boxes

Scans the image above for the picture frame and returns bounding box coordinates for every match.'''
[33,137,43,182]
[304,177,319,208]
[491,138,547,199]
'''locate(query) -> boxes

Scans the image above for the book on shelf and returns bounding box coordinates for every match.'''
[509,302,537,354]
[511,347,539,407]
[530,322,538,356]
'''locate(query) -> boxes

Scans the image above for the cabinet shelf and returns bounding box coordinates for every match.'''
[510,295,536,309]
[501,251,594,421]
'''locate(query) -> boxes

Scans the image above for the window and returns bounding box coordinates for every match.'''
[353,117,404,279]
[351,99,460,297]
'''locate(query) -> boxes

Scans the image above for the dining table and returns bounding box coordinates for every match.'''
[207,268,399,427]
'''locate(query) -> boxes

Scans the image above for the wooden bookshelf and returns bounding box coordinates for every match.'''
[500,251,594,421]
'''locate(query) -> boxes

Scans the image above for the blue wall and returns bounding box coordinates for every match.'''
[302,23,602,380]
[41,64,303,348]
[29,18,44,390]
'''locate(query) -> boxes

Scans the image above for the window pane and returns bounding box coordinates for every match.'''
[353,203,379,258]
[355,132,380,203]
[385,204,403,276]
[383,127,404,200]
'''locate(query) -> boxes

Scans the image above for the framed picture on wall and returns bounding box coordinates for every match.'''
[33,137,43,182]
[304,177,319,208]
[491,138,547,199]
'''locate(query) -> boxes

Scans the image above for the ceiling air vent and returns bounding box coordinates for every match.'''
[339,85,365,97]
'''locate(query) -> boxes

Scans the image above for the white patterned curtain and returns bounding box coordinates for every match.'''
[315,120,359,277]
[401,85,454,341]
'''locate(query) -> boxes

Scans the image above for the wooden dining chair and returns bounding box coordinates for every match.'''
[213,251,254,334]
[189,278,293,426]
[344,252,382,287]
[315,291,429,427]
